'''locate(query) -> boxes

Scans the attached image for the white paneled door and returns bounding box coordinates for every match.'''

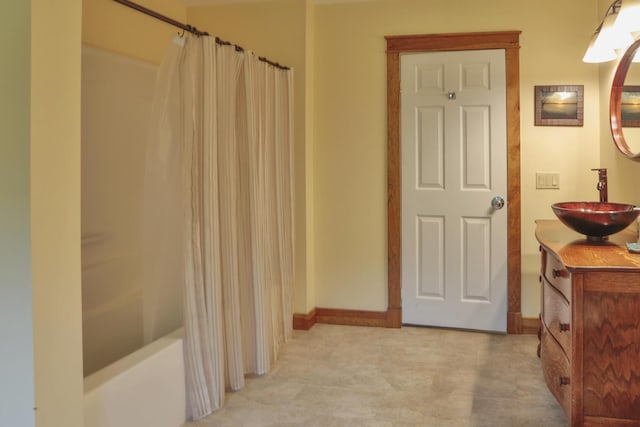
[400,49,508,332]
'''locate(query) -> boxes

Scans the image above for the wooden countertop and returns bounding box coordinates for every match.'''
[535,220,640,271]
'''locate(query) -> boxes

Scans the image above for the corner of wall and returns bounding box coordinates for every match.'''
[304,0,316,314]
[31,0,84,425]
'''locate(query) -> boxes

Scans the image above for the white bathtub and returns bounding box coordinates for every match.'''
[83,328,186,427]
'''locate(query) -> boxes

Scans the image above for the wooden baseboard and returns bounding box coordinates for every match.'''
[293,309,317,330]
[293,307,389,329]
[522,316,541,335]
[294,307,533,333]
[315,307,387,327]
[385,306,402,328]
[507,311,523,334]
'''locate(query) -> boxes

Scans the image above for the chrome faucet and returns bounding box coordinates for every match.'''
[591,168,608,203]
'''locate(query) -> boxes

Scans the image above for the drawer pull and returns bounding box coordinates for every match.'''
[559,323,570,332]
[559,376,571,386]
[552,268,566,278]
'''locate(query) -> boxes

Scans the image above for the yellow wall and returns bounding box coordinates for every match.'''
[80,0,640,324]
[83,0,186,63]
[516,2,601,316]
[1,0,85,425]
[0,1,34,424]
[31,0,84,425]
[183,0,607,318]
[313,0,601,315]
[187,0,312,313]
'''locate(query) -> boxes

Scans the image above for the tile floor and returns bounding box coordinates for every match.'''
[183,324,567,427]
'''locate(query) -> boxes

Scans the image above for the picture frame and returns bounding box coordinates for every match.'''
[534,85,584,126]
[621,85,640,127]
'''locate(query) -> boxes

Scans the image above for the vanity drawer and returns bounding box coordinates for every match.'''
[540,323,571,417]
[544,251,571,303]
[542,280,571,356]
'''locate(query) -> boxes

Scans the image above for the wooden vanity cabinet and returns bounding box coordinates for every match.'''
[536,220,640,427]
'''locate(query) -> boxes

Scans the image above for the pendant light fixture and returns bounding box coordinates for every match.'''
[583,0,640,63]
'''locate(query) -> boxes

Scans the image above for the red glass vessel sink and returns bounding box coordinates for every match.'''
[551,202,640,240]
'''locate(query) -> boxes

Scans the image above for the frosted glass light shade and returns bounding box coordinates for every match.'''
[598,12,634,50]
[583,30,618,63]
[615,0,640,34]
[582,3,637,64]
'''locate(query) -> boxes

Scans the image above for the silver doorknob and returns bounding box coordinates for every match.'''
[491,196,505,210]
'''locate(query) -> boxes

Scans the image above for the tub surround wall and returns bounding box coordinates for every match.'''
[81,45,159,376]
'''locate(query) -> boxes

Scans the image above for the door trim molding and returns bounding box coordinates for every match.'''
[385,31,522,333]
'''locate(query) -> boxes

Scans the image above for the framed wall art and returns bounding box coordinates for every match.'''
[534,85,584,126]
[621,85,640,127]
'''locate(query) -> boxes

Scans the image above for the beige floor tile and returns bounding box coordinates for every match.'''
[183,324,567,427]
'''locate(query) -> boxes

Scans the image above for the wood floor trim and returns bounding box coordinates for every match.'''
[522,316,541,335]
[295,310,540,334]
[293,309,317,330]
[316,308,387,328]
[293,308,389,329]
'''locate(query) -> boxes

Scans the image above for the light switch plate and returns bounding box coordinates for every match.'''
[536,172,560,189]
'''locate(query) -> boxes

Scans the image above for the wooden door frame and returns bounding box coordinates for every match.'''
[385,31,522,333]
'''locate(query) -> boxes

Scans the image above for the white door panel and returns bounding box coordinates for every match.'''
[401,49,507,332]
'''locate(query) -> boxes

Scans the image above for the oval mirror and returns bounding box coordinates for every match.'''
[611,38,640,161]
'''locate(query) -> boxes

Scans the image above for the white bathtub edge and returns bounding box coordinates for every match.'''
[83,328,186,427]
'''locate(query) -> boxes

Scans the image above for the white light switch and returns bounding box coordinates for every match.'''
[536,172,560,189]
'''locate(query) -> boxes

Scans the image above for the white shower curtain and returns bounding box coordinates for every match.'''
[145,33,294,420]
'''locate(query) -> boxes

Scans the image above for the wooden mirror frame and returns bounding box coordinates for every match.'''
[610,37,640,161]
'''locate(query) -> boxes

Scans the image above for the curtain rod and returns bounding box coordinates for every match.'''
[113,0,290,70]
